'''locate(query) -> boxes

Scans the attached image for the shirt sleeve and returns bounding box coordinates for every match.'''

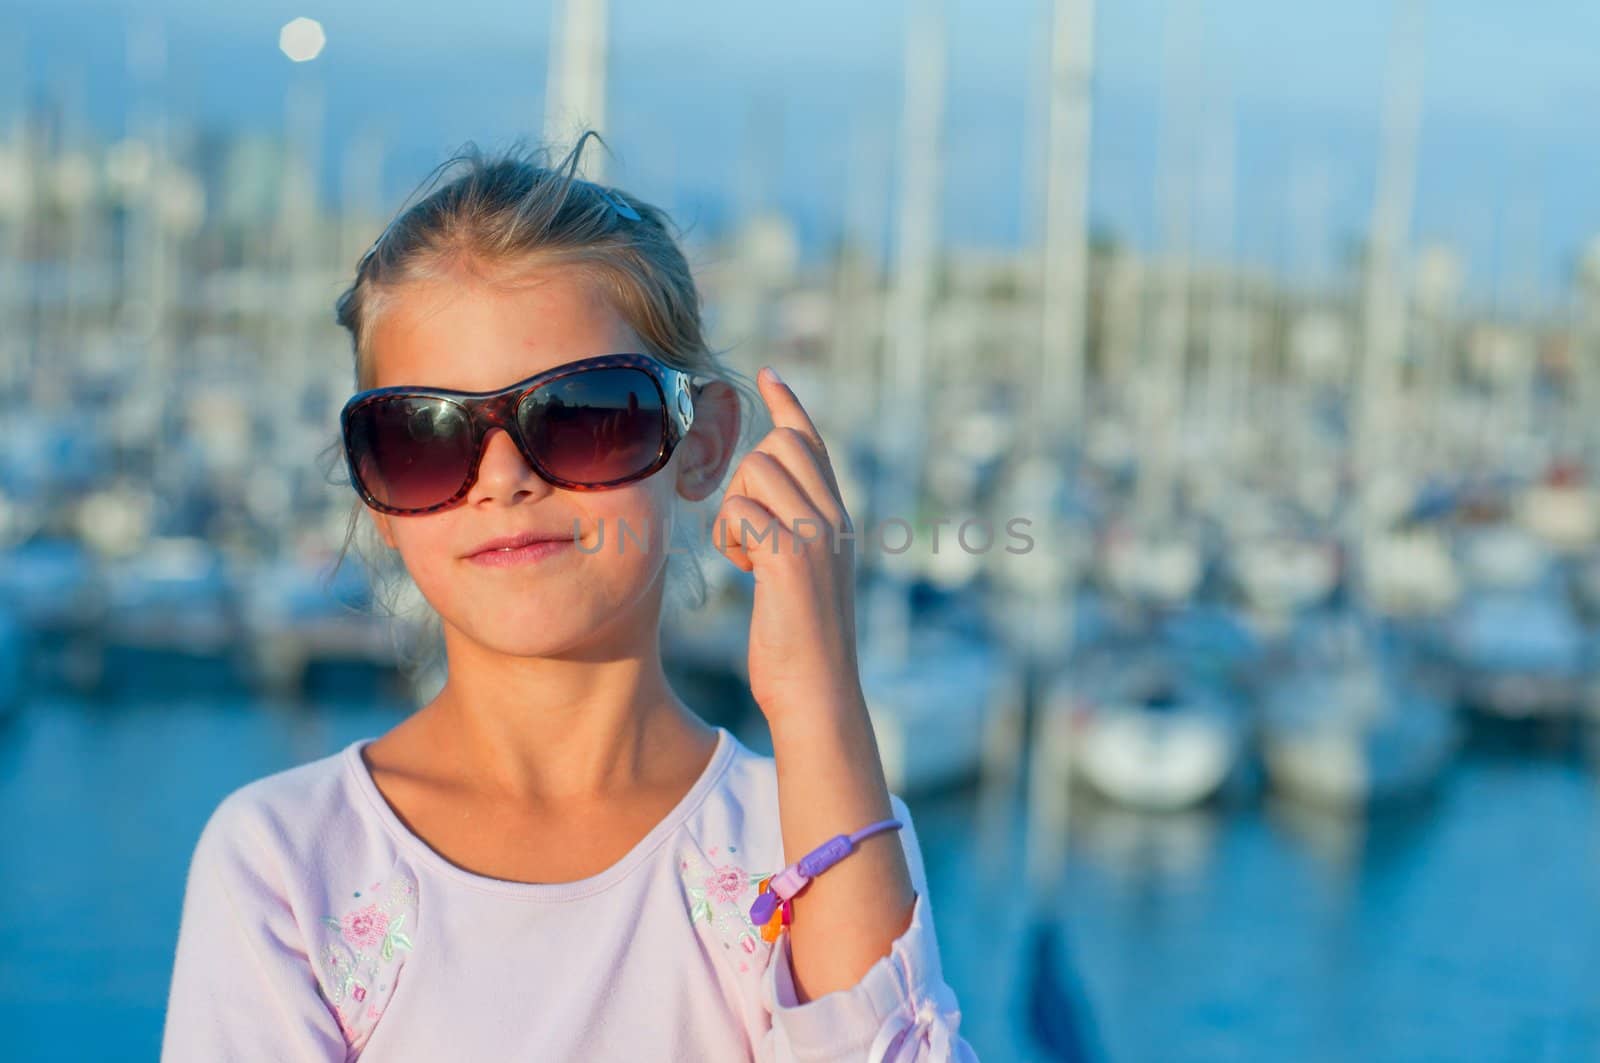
[161,793,350,1063]
[758,793,979,1062]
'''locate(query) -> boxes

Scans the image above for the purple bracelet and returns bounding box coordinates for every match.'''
[748,817,903,926]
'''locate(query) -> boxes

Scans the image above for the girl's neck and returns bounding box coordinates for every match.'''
[417,651,714,807]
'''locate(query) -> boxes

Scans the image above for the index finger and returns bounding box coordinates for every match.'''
[758,366,828,455]
[757,365,846,503]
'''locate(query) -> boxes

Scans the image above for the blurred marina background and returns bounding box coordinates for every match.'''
[3,0,1600,1059]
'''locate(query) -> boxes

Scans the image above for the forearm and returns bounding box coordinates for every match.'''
[768,689,918,1004]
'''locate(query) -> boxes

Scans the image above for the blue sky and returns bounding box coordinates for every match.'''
[11,0,1600,309]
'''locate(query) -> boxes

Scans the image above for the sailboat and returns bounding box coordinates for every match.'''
[1258,0,1458,811]
[1259,609,1455,808]
[852,0,1021,796]
[1049,0,1256,816]
[1225,496,1342,628]
[1051,626,1245,812]
[1446,523,1588,720]
[1517,458,1600,555]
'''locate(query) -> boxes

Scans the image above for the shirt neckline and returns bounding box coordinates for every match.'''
[341,724,737,901]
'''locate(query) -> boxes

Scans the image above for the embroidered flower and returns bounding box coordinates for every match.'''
[681,847,773,974]
[311,866,419,1053]
[341,904,391,949]
[327,905,411,962]
[706,865,746,904]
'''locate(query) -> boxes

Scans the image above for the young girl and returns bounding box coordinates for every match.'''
[161,133,976,1062]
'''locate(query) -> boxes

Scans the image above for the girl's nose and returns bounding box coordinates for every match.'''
[466,428,552,505]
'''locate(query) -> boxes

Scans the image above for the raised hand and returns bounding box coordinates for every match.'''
[713,365,862,727]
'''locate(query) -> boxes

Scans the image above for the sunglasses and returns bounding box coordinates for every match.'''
[340,353,703,516]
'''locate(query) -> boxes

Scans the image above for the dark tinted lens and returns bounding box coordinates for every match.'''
[517,367,666,486]
[346,396,476,511]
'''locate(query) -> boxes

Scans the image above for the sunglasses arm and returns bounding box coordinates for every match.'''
[668,367,700,437]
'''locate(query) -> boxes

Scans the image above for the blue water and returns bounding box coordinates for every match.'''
[1,695,1597,1062]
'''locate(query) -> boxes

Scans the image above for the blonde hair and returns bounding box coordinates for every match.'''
[316,131,762,690]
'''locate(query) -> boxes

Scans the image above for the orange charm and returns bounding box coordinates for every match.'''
[756,876,787,942]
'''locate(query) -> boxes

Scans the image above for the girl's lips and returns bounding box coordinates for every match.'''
[464,539,575,567]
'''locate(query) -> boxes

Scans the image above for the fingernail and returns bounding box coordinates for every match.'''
[765,365,783,385]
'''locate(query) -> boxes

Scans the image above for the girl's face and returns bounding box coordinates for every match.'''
[363,265,734,659]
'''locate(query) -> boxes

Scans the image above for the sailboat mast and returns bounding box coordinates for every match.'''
[544,0,610,179]
[126,17,174,479]
[1200,77,1239,452]
[1135,0,1199,521]
[1354,0,1427,541]
[865,0,945,661]
[280,70,323,422]
[0,31,22,404]
[827,111,890,442]
[1038,0,1095,451]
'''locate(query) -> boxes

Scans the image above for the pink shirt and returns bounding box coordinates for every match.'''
[161,724,978,1061]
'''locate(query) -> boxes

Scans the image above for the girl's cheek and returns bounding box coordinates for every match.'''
[591,492,671,556]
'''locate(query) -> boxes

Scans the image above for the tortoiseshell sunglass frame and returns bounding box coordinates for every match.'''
[339,352,704,516]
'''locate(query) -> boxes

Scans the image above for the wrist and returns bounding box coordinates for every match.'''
[765,699,896,836]
[764,685,874,749]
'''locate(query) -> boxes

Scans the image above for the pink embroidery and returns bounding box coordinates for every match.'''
[680,848,774,976]
[706,865,746,904]
[342,904,391,949]
[313,867,418,1052]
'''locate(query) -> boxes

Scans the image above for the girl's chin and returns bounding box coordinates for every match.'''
[449,598,623,648]
[454,627,594,659]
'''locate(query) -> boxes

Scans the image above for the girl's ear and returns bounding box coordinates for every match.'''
[675,380,741,503]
